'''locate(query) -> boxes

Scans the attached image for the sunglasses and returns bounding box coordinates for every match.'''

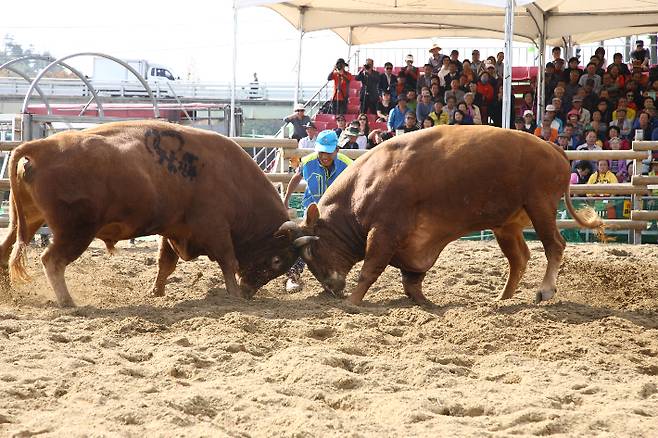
[359,118,367,121]
[385,67,392,70]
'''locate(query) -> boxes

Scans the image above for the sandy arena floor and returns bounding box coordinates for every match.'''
[0,238,656,437]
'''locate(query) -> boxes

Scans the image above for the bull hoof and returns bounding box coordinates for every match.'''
[346,294,363,306]
[534,288,557,304]
[58,298,76,308]
[150,288,165,297]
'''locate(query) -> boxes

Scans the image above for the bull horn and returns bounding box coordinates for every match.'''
[275,220,300,238]
[293,235,319,248]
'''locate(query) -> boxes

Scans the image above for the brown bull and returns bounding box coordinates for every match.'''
[280,125,603,305]
[1,120,297,307]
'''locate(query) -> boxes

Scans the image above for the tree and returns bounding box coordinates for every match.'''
[0,34,74,78]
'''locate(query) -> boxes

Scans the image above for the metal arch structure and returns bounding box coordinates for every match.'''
[21,52,160,119]
[0,55,55,114]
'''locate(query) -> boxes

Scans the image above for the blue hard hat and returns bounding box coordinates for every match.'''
[315,129,338,153]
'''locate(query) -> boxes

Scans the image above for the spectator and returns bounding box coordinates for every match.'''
[566,111,583,138]
[399,54,419,92]
[457,102,474,124]
[578,62,602,93]
[449,50,463,73]
[557,131,570,149]
[283,103,311,141]
[367,129,392,149]
[608,64,626,91]
[327,58,353,115]
[587,160,619,193]
[376,90,394,122]
[594,47,607,70]
[387,95,410,131]
[563,69,582,109]
[356,62,380,115]
[552,97,566,122]
[610,108,633,138]
[633,111,654,140]
[581,79,598,112]
[577,129,603,170]
[607,137,630,182]
[597,99,613,124]
[415,63,433,95]
[604,125,630,150]
[403,112,419,133]
[444,95,458,123]
[631,40,650,70]
[612,97,636,121]
[452,109,467,125]
[570,96,591,125]
[333,114,346,137]
[514,116,525,132]
[395,76,407,99]
[282,130,352,292]
[552,46,563,65]
[570,160,593,184]
[477,72,495,120]
[521,110,537,133]
[495,52,504,80]
[339,124,361,149]
[518,92,535,118]
[356,113,371,137]
[429,100,450,125]
[587,113,607,140]
[554,58,566,76]
[422,117,435,129]
[378,62,397,100]
[544,62,560,101]
[298,122,318,149]
[429,83,443,103]
[461,60,476,84]
[416,90,434,123]
[406,90,418,113]
[535,116,558,142]
[608,52,631,76]
[444,79,465,105]
[437,56,451,87]
[471,49,484,76]
[463,92,482,124]
[428,43,445,74]
[563,56,582,82]
[545,104,564,132]
[444,62,461,88]
[563,123,581,150]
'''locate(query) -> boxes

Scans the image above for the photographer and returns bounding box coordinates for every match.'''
[327,58,353,115]
[356,59,381,115]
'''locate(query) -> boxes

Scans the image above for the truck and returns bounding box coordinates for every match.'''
[91,57,179,97]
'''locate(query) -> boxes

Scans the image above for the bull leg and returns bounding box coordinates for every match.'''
[40,232,95,307]
[0,219,45,285]
[400,270,432,306]
[150,237,178,297]
[525,203,566,303]
[208,232,244,299]
[347,228,396,305]
[493,225,530,300]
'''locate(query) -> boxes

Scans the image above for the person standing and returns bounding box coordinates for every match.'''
[327,58,353,115]
[282,130,353,292]
[356,62,380,114]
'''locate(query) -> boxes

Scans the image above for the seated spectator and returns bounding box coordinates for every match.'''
[609,64,627,90]
[467,82,484,107]
[333,114,346,137]
[429,83,443,103]
[604,125,630,150]
[545,104,564,132]
[437,56,451,87]
[422,117,435,129]
[582,79,598,112]
[608,52,630,76]
[417,63,433,94]
[649,161,658,194]
[406,89,418,112]
[471,49,484,76]
[416,91,434,123]
[444,95,458,123]
[566,110,584,138]
[403,112,419,133]
[449,50,463,72]
[633,111,654,140]
[563,56,583,83]
[461,59,476,83]
[535,116,558,142]
[463,92,482,124]
[570,96,591,125]
[563,123,581,150]
[514,116,525,131]
[596,99,613,124]
[367,129,393,149]
[563,69,582,109]
[610,108,633,138]
[339,124,361,150]
[379,62,397,100]
[444,61,461,87]
[429,100,449,125]
[357,113,370,137]
[387,95,410,132]
[398,54,419,91]
[518,92,535,117]
[451,109,467,125]
[376,91,394,122]
[587,115,607,141]
[607,137,630,182]
[631,40,650,70]
[570,160,594,184]
[444,79,465,105]
[594,47,607,71]
[283,104,311,141]
[587,160,619,196]
[642,96,656,116]
[457,102,474,124]
[557,131,570,149]
[577,129,603,170]
[578,62,602,93]
[551,97,565,121]
[521,110,537,133]
[395,76,407,98]
[298,122,318,149]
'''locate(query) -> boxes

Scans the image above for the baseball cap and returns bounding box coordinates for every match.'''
[315,130,338,153]
[523,110,534,117]
[303,121,317,129]
[572,96,583,102]
[545,104,556,112]
[636,40,644,46]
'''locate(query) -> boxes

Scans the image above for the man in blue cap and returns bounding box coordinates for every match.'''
[282,129,353,292]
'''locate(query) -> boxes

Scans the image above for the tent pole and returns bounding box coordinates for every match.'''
[230,0,238,137]
[502,0,515,129]
[293,8,305,108]
[347,26,353,61]
[536,13,546,124]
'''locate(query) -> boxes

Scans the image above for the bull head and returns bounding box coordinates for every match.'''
[274,204,320,262]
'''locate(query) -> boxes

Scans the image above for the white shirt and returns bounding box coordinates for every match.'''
[299,136,316,149]
[356,135,367,150]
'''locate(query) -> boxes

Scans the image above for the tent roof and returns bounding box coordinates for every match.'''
[239,0,658,46]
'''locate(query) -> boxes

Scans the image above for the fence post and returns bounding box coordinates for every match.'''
[632,146,644,244]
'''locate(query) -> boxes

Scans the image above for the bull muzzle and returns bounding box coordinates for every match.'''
[323,273,346,298]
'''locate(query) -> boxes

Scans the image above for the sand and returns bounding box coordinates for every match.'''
[0,239,656,437]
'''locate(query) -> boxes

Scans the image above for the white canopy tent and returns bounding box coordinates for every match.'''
[230,0,658,132]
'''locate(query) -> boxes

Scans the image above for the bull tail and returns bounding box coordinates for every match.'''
[563,184,608,242]
[8,143,35,282]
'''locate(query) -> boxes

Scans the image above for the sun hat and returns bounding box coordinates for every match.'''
[523,110,534,117]
[294,103,305,111]
[315,130,338,153]
[429,43,442,53]
[545,104,556,112]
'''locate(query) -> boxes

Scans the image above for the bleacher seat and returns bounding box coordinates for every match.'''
[347,104,360,114]
[348,96,361,106]
[314,113,335,123]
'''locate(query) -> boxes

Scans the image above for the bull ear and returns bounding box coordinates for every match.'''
[293,236,318,262]
[274,220,300,239]
[305,203,320,228]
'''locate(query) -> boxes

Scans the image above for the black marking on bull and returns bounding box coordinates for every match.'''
[144,129,199,181]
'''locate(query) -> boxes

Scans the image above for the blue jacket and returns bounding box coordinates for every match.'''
[388,106,410,131]
[301,152,353,210]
